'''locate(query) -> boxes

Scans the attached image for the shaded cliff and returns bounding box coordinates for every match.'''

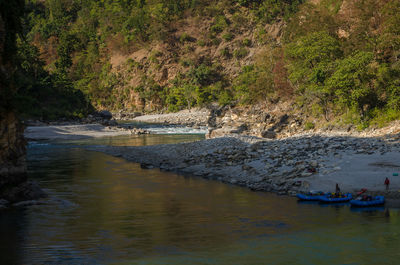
[0,1,45,205]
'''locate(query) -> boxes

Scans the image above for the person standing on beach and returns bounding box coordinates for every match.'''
[335,183,340,196]
[385,177,390,190]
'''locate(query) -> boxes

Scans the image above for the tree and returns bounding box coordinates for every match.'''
[285,31,342,119]
[327,51,376,118]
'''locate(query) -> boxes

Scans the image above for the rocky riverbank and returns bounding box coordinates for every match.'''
[129,108,210,126]
[86,130,400,199]
[0,112,46,210]
[21,107,400,201]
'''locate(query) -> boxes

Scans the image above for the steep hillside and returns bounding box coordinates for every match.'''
[108,13,286,111]
[17,0,400,128]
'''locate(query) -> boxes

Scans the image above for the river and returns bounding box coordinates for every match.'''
[1,127,400,264]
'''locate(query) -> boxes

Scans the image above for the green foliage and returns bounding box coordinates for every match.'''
[242,38,252,47]
[327,51,376,117]
[286,31,342,119]
[369,108,400,128]
[17,0,305,115]
[179,58,193,67]
[234,0,305,23]
[220,47,231,58]
[284,2,400,126]
[210,15,229,34]
[126,58,141,71]
[233,63,275,104]
[211,37,222,46]
[255,0,305,23]
[222,32,234,41]
[304,121,315,130]
[231,12,249,30]
[197,39,206,46]
[286,31,342,84]
[164,63,228,111]
[15,39,91,119]
[187,63,222,86]
[179,32,195,42]
[166,83,197,111]
[233,47,249,59]
[14,0,400,130]
[134,75,164,109]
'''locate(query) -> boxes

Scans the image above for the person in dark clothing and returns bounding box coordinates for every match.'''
[335,183,341,196]
[385,177,390,190]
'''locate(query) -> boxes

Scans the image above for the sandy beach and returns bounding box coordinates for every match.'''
[24,124,133,140]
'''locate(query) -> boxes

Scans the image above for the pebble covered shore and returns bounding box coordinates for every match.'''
[87,131,400,199]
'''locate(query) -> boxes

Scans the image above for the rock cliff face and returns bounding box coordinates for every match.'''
[0,10,44,205]
[0,112,27,187]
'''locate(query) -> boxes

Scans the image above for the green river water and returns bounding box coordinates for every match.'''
[1,133,400,264]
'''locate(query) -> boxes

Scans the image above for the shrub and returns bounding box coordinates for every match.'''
[242,38,252,47]
[179,33,195,42]
[210,15,229,34]
[184,44,195,52]
[180,59,193,67]
[222,32,234,41]
[233,47,249,59]
[304,122,315,130]
[126,58,141,71]
[220,47,230,58]
[197,39,206,46]
[212,38,222,46]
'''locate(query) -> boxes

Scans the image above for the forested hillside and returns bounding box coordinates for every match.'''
[15,0,400,128]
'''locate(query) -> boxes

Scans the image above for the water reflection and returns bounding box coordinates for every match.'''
[62,134,205,147]
[1,138,400,264]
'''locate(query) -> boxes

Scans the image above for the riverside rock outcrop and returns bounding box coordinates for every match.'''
[131,108,210,126]
[206,103,304,139]
[0,9,45,207]
[0,113,27,189]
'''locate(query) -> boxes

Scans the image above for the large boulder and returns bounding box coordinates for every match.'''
[261,130,277,139]
[98,110,113,119]
[207,124,247,138]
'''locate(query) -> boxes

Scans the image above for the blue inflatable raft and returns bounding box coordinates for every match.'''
[350,196,385,207]
[319,193,352,203]
[296,191,325,201]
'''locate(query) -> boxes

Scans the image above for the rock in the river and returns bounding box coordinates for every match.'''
[261,130,277,139]
[140,163,154,169]
[98,110,113,119]
[12,200,41,207]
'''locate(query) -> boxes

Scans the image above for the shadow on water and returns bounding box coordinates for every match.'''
[0,209,27,265]
[2,133,400,264]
